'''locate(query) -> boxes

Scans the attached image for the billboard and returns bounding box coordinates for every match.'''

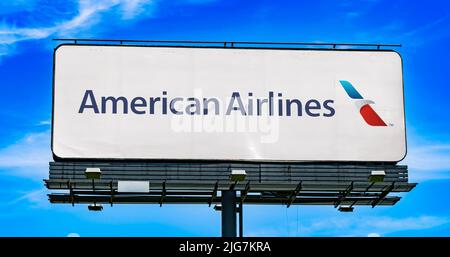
[52,44,406,162]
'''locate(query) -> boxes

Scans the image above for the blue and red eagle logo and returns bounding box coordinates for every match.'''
[339,80,387,127]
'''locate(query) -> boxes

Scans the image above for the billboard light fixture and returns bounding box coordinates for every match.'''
[369,170,386,183]
[338,205,354,212]
[88,204,103,211]
[230,170,247,182]
[214,204,222,211]
[85,168,101,180]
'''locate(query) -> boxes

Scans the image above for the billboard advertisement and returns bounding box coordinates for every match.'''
[52,45,406,162]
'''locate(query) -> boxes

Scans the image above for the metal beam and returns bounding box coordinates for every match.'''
[222,190,237,237]
[208,181,219,207]
[334,182,354,208]
[48,193,402,206]
[109,181,114,207]
[241,181,251,203]
[287,181,302,208]
[372,182,395,208]
[68,180,74,207]
[46,179,416,193]
[229,181,237,191]
[239,197,243,237]
[52,39,401,49]
[48,162,411,186]
[45,161,415,207]
[159,181,166,207]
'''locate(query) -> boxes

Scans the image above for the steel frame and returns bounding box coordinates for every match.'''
[45,161,416,208]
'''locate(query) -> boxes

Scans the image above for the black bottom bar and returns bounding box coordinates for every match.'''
[0,237,448,256]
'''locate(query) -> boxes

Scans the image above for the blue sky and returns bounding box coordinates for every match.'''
[1,0,450,237]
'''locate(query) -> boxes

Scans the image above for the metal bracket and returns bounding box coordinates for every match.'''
[372,182,395,208]
[208,181,219,207]
[110,181,114,207]
[241,181,251,203]
[229,181,238,191]
[364,182,375,193]
[159,181,166,207]
[53,39,402,50]
[334,182,354,208]
[287,181,302,208]
[68,180,74,207]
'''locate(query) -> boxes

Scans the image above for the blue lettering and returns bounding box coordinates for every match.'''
[79,90,99,113]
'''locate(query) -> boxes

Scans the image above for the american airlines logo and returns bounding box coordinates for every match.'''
[76,81,387,127]
[339,80,387,126]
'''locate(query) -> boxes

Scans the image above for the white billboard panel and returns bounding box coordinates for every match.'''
[52,45,406,162]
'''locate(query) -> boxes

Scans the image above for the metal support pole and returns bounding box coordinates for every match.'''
[221,190,237,237]
[239,197,243,237]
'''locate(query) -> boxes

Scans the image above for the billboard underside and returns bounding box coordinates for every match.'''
[52,45,406,162]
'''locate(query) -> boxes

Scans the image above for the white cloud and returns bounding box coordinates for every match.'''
[365,216,447,231]
[377,14,450,48]
[403,14,450,38]
[67,232,81,237]
[120,0,155,20]
[38,120,52,126]
[0,0,157,56]
[367,232,380,237]
[248,215,449,237]
[0,0,221,57]
[401,143,450,181]
[405,144,450,170]
[0,130,51,180]
[8,188,50,209]
[303,215,449,236]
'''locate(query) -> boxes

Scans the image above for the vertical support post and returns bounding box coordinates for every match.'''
[239,196,243,237]
[221,190,237,237]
